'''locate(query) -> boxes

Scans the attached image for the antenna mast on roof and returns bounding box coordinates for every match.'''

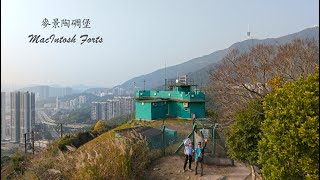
[165,62,167,80]
[133,82,136,96]
[165,62,167,90]
[247,24,251,39]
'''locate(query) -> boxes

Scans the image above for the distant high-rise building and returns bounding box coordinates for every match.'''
[91,102,107,121]
[10,91,35,143]
[79,95,86,104]
[49,87,73,97]
[69,98,78,109]
[114,96,135,115]
[24,86,49,101]
[36,86,49,100]
[91,97,135,121]
[106,100,121,120]
[100,102,107,120]
[55,96,59,110]
[10,92,20,142]
[91,102,99,121]
[1,92,5,140]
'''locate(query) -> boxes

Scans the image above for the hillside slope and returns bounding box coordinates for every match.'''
[188,27,319,87]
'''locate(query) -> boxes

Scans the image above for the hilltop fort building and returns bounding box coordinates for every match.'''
[135,75,206,120]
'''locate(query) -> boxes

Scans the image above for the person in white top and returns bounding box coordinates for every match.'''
[183,142,194,172]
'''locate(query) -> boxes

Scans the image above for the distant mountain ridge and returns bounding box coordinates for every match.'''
[115,27,319,91]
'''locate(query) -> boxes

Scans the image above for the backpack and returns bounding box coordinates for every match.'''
[184,146,189,155]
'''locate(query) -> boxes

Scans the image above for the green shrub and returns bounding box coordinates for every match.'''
[225,99,264,165]
[69,132,96,148]
[259,72,319,179]
[57,135,73,151]
[11,151,26,174]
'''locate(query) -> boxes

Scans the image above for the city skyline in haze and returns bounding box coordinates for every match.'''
[1,0,319,90]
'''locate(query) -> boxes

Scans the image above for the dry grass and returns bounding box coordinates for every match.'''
[16,132,149,180]
[4,119,196,179]
[73,130,150,180]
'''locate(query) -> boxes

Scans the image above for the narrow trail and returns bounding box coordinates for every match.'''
[146,155,250,180]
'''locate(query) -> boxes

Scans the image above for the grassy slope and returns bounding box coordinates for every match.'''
[79,119,194,154]
[1,119,197,179]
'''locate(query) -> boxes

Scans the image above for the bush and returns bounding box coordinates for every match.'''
[69,132,96,148]
[92,120,106,134]
[225,99,264,165]
[57,135,73,151]
[1,151,28,179]
[12,152,26,174]
[259,72,319,179]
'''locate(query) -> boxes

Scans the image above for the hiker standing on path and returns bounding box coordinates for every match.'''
[183,142,194,172]
[195,138,207,176]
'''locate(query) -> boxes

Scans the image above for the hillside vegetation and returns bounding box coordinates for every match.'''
[2,119,197,179]
[214,38,319,179]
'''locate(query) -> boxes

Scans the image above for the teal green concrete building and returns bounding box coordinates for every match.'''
[135,81,206,120]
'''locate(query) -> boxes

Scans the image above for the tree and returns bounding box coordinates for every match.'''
[273,39,319,81]
[225,99,264,166]
[207,39,319,129]
[258,72,319,179]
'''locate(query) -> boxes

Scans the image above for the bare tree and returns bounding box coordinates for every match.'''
[206,39,319,129]
[273,39,319,80]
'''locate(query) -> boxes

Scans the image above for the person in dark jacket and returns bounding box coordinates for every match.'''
[194,138,207,176]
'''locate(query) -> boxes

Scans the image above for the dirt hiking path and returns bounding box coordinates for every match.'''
[146,155,250,180]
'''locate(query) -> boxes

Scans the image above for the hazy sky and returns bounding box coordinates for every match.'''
[1,0,319,88]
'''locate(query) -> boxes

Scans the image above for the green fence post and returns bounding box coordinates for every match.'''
[174,123,197,154]
[212,123,218,157]
[162,124,166,156]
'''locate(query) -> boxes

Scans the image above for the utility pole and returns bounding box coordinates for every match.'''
[143,80,146,91]
[24,133,27,153]
[31,130,35,155]
[24,131,35,154]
